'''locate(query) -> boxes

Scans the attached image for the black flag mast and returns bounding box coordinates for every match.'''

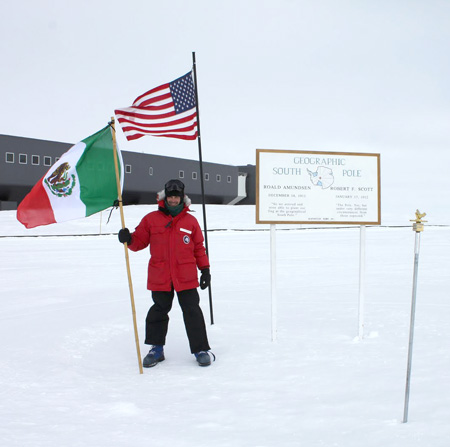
[192,51,214,325]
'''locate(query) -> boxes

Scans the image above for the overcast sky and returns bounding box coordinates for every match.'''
[2,0,450,220]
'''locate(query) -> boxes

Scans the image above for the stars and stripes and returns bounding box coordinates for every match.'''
[114,72,198,141]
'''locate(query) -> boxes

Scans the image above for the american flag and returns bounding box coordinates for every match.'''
[114,72,198,141]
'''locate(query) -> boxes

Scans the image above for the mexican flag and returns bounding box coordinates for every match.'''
[17,125,123,229]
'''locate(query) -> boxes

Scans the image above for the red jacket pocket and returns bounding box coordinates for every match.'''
[176,258,197,282]
[148,261,169,285]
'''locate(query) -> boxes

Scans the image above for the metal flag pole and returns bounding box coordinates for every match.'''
[110,117,143,375]
[403,209,427,423]
[192,51,214,325]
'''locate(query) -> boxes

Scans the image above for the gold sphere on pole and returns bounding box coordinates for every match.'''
[410,210,427,233]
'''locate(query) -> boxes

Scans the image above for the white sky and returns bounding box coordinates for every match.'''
[1,0,450,221]
[1,0,448,159]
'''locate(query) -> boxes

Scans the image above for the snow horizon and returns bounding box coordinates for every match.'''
[1,204,450,446]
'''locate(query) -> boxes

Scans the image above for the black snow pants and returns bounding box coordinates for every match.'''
[145,288,210,354]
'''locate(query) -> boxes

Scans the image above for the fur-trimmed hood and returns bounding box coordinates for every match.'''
[156,189,192,207]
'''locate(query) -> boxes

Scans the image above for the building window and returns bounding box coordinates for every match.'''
[179,170,184,179]
[149,167,153,176]
[19,154,27,164]
[192,172,198,180]
[227,175,232,183]
[125,164,132,174]
[216,174,221,182]
[32,155,40,165]
[5,152,14,163]
[44,156,52,166]
[205,173,209,181]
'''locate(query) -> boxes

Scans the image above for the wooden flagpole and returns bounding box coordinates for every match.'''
[192,52,214,325]
[110,117,143,374]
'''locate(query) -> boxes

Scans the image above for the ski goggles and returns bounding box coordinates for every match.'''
[165,179,185,193]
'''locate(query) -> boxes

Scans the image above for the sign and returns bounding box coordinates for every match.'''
[256,149,381,225]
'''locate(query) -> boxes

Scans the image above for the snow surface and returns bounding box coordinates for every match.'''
[1,205,450,446]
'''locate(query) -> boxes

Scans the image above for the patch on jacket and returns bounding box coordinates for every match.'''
[183,235,190,244]
[180,228,192,234]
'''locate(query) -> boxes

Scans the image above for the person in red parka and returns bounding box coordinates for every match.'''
[118,179,213,367]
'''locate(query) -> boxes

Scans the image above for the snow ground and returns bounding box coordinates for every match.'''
[1,205,449,446]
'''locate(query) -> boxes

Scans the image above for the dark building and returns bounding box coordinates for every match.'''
[0,134,256,210]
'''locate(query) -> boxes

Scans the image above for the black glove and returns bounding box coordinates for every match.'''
[118,228,132,244]
[200,268,211,290]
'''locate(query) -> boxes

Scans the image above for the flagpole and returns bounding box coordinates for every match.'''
[110,117,143,374]
[192,51,214,325]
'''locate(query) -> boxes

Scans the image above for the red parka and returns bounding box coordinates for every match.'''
[128,199,209,292]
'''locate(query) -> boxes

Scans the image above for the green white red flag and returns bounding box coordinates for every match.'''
[17,124,123,229]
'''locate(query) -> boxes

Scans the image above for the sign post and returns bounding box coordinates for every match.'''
[358,225,366,340]
[270,224,277,341]
[256,149,381,340]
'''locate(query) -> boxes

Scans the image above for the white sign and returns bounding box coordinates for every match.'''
[256,149,381,225]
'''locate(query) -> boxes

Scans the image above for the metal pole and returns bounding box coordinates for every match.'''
[403,210,426,423]
[192,51,214,325]
[270,224,277,342]
[358,225,366,340]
